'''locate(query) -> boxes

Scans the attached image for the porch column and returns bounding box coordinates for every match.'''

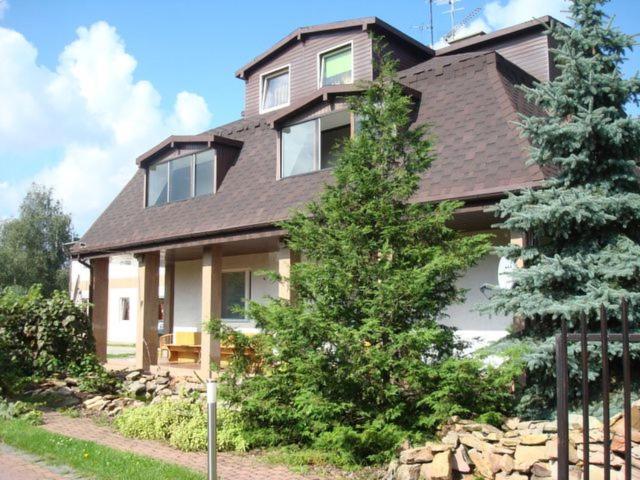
[510,230,526,268]
[135,252,160,371]
[200,245,222,379]
[277,246,300,302]
[510,230,526,332]
[90,258,109,363]
[164,260,175,335]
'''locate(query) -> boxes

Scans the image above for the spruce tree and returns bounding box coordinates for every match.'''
[486,0,640,415]
[221,48,496,462]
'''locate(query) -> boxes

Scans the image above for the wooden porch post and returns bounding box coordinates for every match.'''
[164,260,175,335]
[135,252,160,371]
[90,258,109,363]
[277,246,300,302]
[200,245,222,379]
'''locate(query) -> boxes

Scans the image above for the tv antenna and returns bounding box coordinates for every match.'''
[444,6,482,42]
[435,0,464,32]
[412,0,436,47]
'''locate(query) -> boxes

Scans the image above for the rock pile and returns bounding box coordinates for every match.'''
[120,369,206,401]
[386,401,640,480]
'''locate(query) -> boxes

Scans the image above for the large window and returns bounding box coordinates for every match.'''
[222,271,249,320]
[319,44,352,87]
[146,149,215,207]
[260,67,290,113]
[281,110,351,178]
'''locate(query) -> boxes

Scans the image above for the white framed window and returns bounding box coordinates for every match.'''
[146,148,216,207]
[260,66,290,113]
[280,110,352,178]
[318,43,353,88]
[221,270,251,321]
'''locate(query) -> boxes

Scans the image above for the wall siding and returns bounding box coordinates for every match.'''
[244,29,373,117]
[489,32,550,81]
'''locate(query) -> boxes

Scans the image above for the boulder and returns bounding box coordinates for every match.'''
[468,449,495,479]
[424,442,453,453]
[428,451,453,480]
[520,434,549,446]
[452,445,471,473]
[396,464,420,480]
[155,376,170,386]
[499,454,514,474]
[530,462,551,477]
[514,445,549,472]
[460,434,492,453]
[400,447,434,464]
[504,418,521,431]
[128,382,146,396]
[125,370,141,381]
[441,432,459,447]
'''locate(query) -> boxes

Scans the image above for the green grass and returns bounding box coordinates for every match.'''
[107,352,135,359]
[0,419,204,480]
[107,342,136,348]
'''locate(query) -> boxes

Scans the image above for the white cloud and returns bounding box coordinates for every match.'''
[0,0,8,19]
[0,21,212,232]
[437,0,570,46]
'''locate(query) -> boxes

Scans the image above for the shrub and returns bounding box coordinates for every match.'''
[114,398,249,452]
[0,398,43,425]
[0,286,95,392]
[67,355,120,394]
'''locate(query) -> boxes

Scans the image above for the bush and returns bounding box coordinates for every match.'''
[0,286,95,393]
[114,398,248,453]
[0,398,43,425]
[67,355,120,394]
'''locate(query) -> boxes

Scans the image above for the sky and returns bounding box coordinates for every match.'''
[0,0,638,234]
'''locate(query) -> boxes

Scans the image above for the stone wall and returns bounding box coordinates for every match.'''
[386,402,640,480]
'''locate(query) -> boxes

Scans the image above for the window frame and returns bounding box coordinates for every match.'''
[145,147,216,207]
[279,109,354,179]
[221,269,252,322]
[259,64,291,114]
[317,41,354,89]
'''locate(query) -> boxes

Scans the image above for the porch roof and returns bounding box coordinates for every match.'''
[74,50,548,258]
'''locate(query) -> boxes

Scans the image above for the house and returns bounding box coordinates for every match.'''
[70,16,557,377]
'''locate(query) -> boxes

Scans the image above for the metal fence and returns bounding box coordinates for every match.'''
[556,299,639,480]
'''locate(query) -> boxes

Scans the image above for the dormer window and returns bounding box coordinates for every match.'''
[146,149,215,207]
[280,110,351,178]
[319,44,353,87]
[260,66,290,113]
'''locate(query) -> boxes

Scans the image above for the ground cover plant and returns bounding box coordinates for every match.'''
[212,44,520,466]
[483,0,640,418]
[0,418,203,480]
[115,397,249,452]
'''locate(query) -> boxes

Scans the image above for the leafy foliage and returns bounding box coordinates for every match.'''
[0,398,43,425]
[114,398,248,452]
[215,44,511,465]
[0,184,74,295]
[484,0,640,416]
[0,286,96,394]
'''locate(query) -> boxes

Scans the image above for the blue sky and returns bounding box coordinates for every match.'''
[0,0,638,233]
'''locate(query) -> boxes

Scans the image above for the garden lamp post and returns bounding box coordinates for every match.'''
[207,379,217,480]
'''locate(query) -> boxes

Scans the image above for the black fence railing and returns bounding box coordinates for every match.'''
[556,299,639,480]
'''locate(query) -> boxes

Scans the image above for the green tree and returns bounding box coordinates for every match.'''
[219,48,494,464]
[485,0,640,416]
[0,184,74,295]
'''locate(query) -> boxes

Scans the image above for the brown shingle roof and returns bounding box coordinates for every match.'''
[76,51,547,256]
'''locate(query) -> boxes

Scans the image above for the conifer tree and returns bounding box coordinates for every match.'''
[486,0,640,415]
[221,48,497,462]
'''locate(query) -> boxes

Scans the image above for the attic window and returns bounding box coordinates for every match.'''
[319,44,352,87]
[260,67,290,113]
[280,110,351,178]
[146,148,215,207]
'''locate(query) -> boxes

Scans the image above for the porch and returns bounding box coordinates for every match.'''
[89,231,297,379]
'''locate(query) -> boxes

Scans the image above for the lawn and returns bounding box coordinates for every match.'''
[0,419,204,480]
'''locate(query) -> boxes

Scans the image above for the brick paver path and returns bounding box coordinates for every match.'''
[42,412,317,480]
[0,444,84,480]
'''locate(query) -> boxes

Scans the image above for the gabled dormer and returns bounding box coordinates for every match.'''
[236,17,433,118]
[136,134,242,208]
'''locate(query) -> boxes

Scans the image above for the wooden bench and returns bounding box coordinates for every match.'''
[159,332,202,364]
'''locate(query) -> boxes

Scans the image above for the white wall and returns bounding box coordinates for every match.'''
[442,254,513,349]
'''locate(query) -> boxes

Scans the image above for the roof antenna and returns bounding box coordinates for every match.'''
[412,0,436,47]
[443,6,482,43]
[435,0,464,33]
